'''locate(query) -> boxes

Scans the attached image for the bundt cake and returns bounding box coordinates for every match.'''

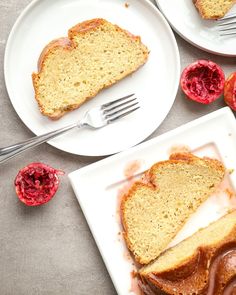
[139,210,236,295]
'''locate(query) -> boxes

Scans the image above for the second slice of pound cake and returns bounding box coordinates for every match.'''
[193,0,236,19]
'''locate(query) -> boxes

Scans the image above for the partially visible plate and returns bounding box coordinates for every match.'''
[156,0,236,56]
[4,0,180,156]
[69,107,236,295]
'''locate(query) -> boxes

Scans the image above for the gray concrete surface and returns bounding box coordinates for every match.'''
[0,0,235,294]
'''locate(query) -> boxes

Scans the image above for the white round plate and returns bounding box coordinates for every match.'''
[156,0,236,56]
[4,0,180,157]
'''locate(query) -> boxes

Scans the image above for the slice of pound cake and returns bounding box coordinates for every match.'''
[121,153,225,264]
[193,0,236,19]
[139,210,236,295]
[32,18,149,119]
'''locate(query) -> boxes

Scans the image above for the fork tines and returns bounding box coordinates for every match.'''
[217,13,236,36]
[102,93,140,123]
[217,13,236,22]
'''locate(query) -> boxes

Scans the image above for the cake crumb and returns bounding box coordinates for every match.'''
[225,188,234,199]
[228,168,234,174]
[124,252,132,261]
[125,2,130,8]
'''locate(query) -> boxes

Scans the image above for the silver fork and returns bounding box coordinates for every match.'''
[217,13,236,36]
[0,93,139,164]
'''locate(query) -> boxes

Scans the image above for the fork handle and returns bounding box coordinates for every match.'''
[0,122,82,164]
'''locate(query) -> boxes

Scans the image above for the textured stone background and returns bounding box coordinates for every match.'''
[0,0,235,294]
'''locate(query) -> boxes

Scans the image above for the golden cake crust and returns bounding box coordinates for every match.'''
[32,38,74,119]
[139,211,236,295]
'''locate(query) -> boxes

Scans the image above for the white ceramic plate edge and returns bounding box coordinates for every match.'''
[155,0,236,57]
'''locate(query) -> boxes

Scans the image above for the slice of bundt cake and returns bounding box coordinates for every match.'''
[194,0,236,19]
[139,210,236,295]
[121,153,225,264]
[32,18,149,119]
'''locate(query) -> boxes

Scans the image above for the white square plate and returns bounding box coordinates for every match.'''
[69,107,236,295]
